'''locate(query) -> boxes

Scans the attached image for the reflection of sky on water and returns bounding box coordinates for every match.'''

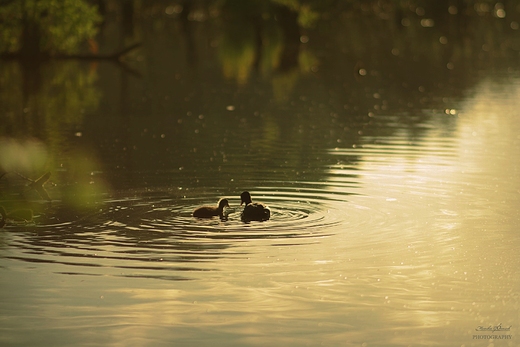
[318,76,520,344]
[1,4,520,345]
[1,80,519,347]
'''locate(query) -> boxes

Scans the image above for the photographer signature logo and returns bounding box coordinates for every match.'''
[473,324,512,340]
[475,324,512,333]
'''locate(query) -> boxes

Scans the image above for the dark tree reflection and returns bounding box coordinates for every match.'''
[2,0,520,209]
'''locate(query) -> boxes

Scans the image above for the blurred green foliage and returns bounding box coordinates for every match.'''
[0,0,101,55]
[0,60,104,212]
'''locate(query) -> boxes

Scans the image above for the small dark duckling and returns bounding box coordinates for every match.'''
[193,198,230,218]
[240,191,270,222]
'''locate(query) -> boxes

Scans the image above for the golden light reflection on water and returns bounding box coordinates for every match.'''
[2,3,520,345]
[319,77,520,345]
[1,74,519,347]
[3,126,517,346]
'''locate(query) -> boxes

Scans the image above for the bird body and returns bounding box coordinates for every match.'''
[240,191,270,222]
[193,198,230,218]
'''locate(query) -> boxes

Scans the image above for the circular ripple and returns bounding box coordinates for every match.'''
[148,195,345,242]
[3,187,353,279]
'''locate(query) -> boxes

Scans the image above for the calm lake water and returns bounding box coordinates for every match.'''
[1,2,520,346]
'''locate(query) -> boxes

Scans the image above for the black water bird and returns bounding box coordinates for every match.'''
[192,198,230,218]
[240,191,270,222]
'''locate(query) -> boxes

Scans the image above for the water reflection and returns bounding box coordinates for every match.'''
[5,0,518,196]
[1,2,520,347]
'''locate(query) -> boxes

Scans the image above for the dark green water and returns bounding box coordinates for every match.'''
[1,2,519,346]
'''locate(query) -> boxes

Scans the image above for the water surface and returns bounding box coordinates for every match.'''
[1,3,520,346]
